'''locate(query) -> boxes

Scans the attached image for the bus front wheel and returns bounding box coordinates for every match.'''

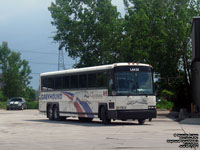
[100,107,111,124]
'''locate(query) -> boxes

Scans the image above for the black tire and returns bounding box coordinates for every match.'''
[138,119,145,125]
[100,107,111,124]
[53,105,60,121]
[47,106,54,120]
[60,117,66,121]
[21,105,24,110]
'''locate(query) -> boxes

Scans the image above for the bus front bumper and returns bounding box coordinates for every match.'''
[107,109,157,120]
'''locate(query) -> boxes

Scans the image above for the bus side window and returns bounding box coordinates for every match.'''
[41,78,48,91]
[55,77,63,89]
[63,76,70,89]
[47,77,55,91]
[97,72,107,87]
[71,75,78,89]
[88,73,96,88]
[79,74,87,88]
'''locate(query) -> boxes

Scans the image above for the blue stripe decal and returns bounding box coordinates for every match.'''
[76,98,94,118]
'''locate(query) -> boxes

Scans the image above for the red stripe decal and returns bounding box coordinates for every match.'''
[63,93,73,101]
[74,102,84,117]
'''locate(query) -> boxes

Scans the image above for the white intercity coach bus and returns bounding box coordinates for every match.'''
[39,63,157,124]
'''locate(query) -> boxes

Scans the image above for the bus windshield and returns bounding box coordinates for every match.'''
[114,71,153,95]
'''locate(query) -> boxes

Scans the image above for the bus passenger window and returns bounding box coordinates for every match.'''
[88,73,96,88]
[97,72,107,87]
[41,78,48,91]
[47,78,55,91]
[55,77,63,89]
[71,75,78,88]
[63,76,70,89]
[79,74,87,88]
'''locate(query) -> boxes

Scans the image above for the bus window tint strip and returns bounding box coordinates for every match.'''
[41,78,48,91]
[47,78,54,90]
[79,74,87,88]
[88,73,96,87]
[55,77,63,89]
[97,72,107,87]
[71,75,78,88]
[63,76,69,89]
[40,70,109,91]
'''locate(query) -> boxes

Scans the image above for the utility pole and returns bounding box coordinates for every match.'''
[58,49,65,71]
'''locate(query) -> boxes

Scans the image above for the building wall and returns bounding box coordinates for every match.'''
[192,17,200,111]
[191,62,200,110]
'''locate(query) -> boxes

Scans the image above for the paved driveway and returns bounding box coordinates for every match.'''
[0,110,199,150]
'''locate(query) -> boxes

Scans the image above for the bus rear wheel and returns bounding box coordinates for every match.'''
[100,107,111,124]
[47,106,54,120]
[53,105,60,121]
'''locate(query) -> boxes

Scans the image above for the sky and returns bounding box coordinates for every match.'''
[0,0,124,90]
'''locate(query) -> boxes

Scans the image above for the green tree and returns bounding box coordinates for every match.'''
[124,0,200,109]
[25,87,36,101]
[0,42,32,99]
[49,0,200,110]
[49,0,124,67]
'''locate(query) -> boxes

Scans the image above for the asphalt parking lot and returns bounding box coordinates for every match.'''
[0,109,199,150]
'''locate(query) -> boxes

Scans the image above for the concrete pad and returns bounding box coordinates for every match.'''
[0,109,199,150]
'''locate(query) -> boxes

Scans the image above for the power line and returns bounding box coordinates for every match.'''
[12,49,74,66]
[30,73,41,75]
[14,50,58,55]
[29,61,57,66]
[29,61,73,66]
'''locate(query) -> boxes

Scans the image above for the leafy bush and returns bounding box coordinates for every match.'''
[0,101,7,109]
[0,90,7,101]
[156,99,174,110]
[27,101,38,109]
